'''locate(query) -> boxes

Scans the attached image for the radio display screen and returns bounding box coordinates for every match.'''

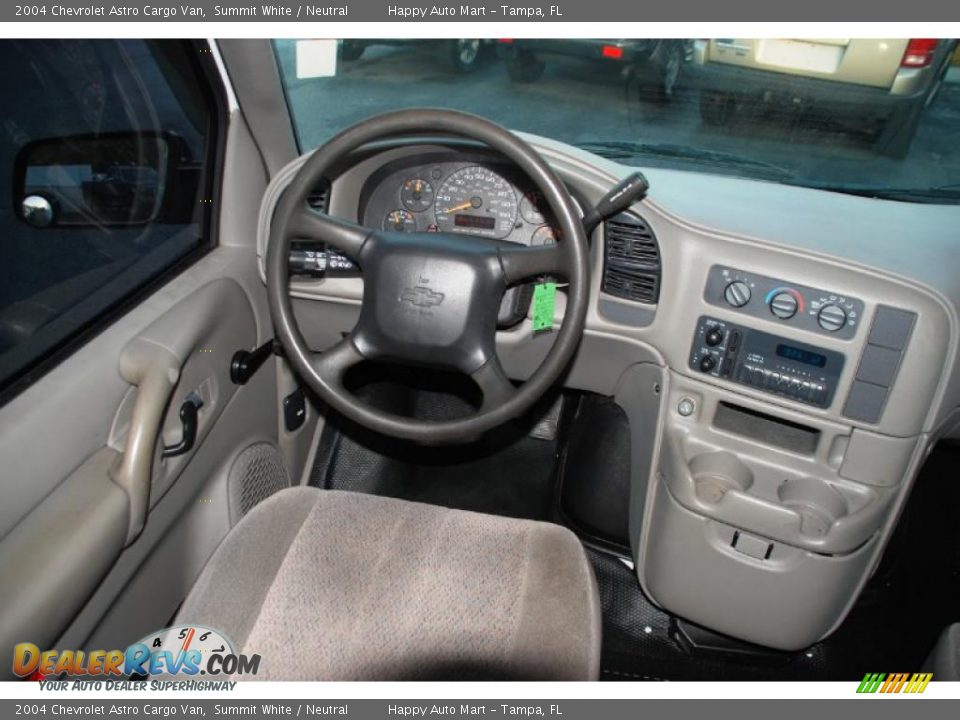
[776,343,827,368]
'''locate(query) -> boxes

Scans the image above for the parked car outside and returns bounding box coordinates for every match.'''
[495,38,693,102]
[689,38,958,157]
[339,39,488,73]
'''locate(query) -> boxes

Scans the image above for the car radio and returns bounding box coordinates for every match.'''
[689,316,845,408]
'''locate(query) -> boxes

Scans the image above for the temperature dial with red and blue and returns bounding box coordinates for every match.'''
[766,287,805,320]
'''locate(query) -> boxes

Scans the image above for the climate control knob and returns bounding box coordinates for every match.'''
[769,291,799,320]
[699,354,717,373]
[817,304,847,332]
[705,326,724,346]
[724,281,751,308]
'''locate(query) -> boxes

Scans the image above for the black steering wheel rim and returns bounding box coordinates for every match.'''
[267,109,589,444]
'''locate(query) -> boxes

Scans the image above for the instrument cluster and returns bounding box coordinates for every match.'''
[359,154,566,247]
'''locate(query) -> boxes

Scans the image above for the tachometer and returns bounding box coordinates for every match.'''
[400,178,434,212]
[434,166,518,239]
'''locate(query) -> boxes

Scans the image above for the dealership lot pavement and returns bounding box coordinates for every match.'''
[277,41,960,191]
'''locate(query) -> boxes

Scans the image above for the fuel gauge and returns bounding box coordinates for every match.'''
[401,178,434,212]
[384,209,417,232]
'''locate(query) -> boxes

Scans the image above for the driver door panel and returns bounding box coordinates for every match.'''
[0,256,270,677]
[0,40,285,677]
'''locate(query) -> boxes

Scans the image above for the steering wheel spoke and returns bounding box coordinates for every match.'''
[289,207,372,260]
[310,336,366,385]
[471,356,516,412]
[498,243,567,285]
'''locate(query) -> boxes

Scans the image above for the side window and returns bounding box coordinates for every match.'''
[0,40,217,398]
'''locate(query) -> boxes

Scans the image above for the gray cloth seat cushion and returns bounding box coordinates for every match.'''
[176,487,602,680]
[924,623,960,680]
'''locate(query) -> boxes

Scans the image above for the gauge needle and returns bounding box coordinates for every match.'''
[441,201,474,214]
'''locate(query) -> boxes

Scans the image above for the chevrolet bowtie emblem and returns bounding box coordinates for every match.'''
[400,286,445,308]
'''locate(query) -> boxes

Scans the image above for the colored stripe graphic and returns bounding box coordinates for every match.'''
[906,673,933,693]
[857,672,932,693]
[857,673,885,693]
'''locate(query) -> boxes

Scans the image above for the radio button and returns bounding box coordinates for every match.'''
[813,384,828,404]
[727,330,741,352]
[720,357,733,377]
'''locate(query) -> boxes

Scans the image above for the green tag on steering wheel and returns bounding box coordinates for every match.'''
[531,282,557,333]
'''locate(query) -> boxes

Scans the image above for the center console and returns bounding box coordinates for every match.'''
[636,262,929,651]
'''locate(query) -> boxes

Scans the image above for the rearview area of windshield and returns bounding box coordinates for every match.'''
[275,38,960,200]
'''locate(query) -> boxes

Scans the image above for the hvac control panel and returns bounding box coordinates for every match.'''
[690,316,845,408]
[704,266,864,340]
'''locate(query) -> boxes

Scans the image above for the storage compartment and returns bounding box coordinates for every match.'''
[713,401,820,455]
[641,480,879,650]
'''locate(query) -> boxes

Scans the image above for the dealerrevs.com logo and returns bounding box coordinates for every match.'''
[13,625,260,686]
[856,672,933,694]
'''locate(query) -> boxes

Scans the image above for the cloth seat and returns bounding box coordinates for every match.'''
[177,487,601,680]
[924,623,960,680]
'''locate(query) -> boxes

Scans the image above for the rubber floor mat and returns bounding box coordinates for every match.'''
[310,380,564,521]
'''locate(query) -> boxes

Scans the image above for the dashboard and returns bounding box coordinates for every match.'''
[259,135,960,654]
[359,153,566,247]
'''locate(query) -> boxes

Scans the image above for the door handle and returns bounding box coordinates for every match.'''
[111,338,181,545]
[109,280,256,545]
[162,394,204,458]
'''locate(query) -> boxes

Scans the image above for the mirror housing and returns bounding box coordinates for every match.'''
[13,132,195,228]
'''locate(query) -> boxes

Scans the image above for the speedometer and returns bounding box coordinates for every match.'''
[434,166,518,239]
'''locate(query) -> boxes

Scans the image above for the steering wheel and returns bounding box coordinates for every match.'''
[267,109,589,444]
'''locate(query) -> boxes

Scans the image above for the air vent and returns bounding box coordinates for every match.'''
[602,212,661,303]
[306,179,331,213]
[606,219,659,268]
[603,267,659,304]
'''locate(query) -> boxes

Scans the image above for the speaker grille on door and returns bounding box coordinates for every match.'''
[228,442,290,524]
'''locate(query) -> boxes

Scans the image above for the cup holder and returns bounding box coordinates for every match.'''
[689,452,754,504]
[778,477,849,537]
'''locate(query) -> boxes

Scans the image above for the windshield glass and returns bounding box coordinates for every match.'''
[273,38,960,202]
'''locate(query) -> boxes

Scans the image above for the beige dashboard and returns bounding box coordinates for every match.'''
[256,135,960,650]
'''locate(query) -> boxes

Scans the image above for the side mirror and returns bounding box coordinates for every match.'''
[14,132,181,228]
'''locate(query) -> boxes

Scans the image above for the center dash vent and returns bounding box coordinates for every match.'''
[306,179,331,213]
[602,212,661,304]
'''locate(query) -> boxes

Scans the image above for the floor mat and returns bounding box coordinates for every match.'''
[309,379,564,521]
[591,550,835,681]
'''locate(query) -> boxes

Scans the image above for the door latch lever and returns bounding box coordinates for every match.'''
[162,393,204,458]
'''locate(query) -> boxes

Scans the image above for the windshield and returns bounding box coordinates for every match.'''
[273,38,960,202]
